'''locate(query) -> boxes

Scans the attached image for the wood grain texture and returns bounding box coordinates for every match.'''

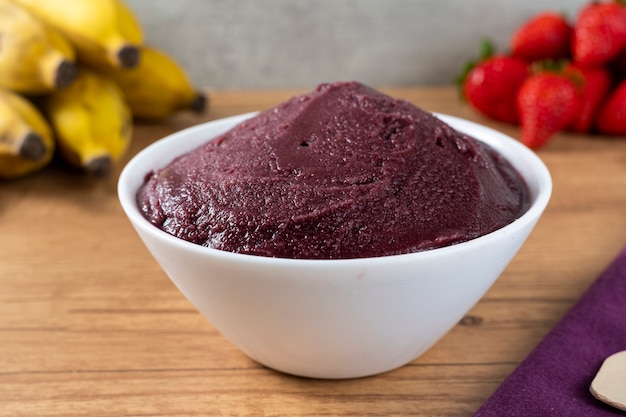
[1,87,625,416]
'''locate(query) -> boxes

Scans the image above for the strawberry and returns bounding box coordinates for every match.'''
[572,0,626,66]
[458,41,529,124]
[516,67,583,148]
[595,79,626,134]
[511,12,572,61]
[568,63,613,133]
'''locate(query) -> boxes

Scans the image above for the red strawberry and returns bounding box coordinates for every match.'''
[568,63,613,133]
[511,12,572,61]
[458,41,529,124]
[516,68,583,148]
[572,0,626,66]
[595,79,626,134]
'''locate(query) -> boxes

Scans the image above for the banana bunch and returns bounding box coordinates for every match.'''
[0,0,208,179]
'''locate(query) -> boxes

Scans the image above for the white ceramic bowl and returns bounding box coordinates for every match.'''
[118,112,551,379]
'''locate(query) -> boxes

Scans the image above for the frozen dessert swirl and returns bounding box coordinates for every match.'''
[138,81,529,259]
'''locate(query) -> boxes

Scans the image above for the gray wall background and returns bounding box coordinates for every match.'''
[125,0,588,90]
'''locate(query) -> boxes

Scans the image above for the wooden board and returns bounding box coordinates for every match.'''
[1,87,625,416]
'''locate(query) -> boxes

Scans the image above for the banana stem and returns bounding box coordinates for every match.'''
[190,92,208,113]
[113,43,140,69]
[84,155,112,176]
[18,131,48,161]
[38,52,77,90]
[55,60,78,89]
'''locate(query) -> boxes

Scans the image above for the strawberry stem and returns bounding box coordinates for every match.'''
[530,59,584,88]
[530,59,568,74]
[478,39,495,61]
[454,38,496,97]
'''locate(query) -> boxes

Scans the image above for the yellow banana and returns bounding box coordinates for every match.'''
[0,89,54,179]
[101,45,208,120]
[0,0,77,94]
[42,69,132,176]
[12,0,143,69]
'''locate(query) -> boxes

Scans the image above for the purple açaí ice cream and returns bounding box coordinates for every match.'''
[137,81,529,259]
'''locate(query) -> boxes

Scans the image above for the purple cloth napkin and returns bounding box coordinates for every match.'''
[473,246,626,417]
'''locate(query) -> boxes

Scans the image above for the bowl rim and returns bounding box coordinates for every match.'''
[118,112,552,266]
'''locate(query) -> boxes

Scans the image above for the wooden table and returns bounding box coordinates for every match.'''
[1,87,625,416]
